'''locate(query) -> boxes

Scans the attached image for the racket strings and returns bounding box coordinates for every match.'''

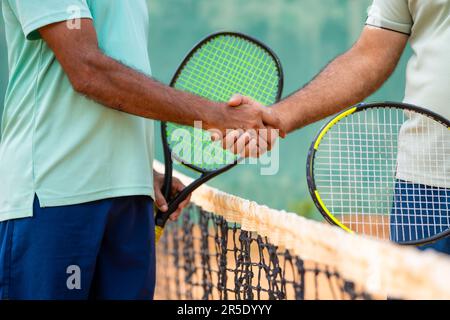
[314,106,450,243]
[165,35,281,172]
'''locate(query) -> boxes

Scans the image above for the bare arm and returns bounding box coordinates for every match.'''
[39,19,280,133]
[274,26,409,133]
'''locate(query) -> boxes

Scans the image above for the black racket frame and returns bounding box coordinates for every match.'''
[155,32,284,229]
[307,101,450,246]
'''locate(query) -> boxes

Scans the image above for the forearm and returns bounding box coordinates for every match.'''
[73,51,222,129]
[276,50,382,132]
[40,19,284,135]
[275,27,408,133]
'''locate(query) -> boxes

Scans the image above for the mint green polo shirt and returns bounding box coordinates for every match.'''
[0,0,155,222]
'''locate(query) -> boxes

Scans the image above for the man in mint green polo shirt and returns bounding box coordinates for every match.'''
[0,0,282,300]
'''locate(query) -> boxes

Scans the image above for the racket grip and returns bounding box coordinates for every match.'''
[155,225,164,243]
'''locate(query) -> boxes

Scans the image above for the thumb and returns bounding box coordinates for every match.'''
[154,188,168,212]
[228,94,244,107]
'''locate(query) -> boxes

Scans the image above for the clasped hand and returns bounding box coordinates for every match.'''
[212,94,285,158]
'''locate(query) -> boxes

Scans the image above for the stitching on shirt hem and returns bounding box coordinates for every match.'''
[365,23,411,36]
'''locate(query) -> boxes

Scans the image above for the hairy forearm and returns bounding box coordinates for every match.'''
[72,51,222,128]
[275,28,407,133]
[276,49,383,132]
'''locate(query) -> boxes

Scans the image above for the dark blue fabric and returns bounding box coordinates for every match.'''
[391,180,450,253]
[0,196,155,300]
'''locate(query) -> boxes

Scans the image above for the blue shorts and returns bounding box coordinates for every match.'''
[391,180,450,253]
[0,196,155,300]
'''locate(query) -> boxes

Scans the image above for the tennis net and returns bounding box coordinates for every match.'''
[154,162,450,300]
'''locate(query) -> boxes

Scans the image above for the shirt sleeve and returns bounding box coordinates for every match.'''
[7,0,92,40]
[366,0,413,35]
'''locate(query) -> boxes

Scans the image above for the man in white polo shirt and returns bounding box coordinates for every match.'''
[229,0,449,251]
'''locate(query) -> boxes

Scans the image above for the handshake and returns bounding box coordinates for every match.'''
[209,94,286,158]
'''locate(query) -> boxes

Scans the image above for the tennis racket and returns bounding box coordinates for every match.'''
[155,32,284,242]
[307,102,450,245]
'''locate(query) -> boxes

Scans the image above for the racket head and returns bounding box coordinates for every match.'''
[162,31,284,174]
[307,102,450,245]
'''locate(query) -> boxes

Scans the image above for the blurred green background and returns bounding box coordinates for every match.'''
[0,0,410,219]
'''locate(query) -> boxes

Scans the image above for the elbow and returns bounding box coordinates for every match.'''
[70,75,90,95]
[66,51,102,96]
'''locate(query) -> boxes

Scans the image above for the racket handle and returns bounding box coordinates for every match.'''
[155,225,164,243]
[154,172,221,244]
[154,172,172,242]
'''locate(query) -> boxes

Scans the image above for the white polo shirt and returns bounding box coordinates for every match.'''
[367,0,450,188]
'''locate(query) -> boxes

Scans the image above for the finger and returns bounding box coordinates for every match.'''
[234,132,252,155]
[170,193,191,221]
[178,196,191,212]
[234,132,252,156]
[154,187,168,212]
[268,127,280,150]
[228,94,244,107]
[209,128,223,142]
[241,96,262,107]
[256,132,269,155]
[171,178,191,208]
[169,209,183,221]
[169,193,190,221]
[259,126,278,152]
[167,179,188,221]
[222,129,243,150]
[246,138,262,158]
[182,192,192,207]
[239,137,258,158]
[171,178,185,195]
[228,94,262,108]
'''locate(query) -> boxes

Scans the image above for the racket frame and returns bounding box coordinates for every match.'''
[306,101,450,245]
[156,31,284,234]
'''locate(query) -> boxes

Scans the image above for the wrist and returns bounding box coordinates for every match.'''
[273,100,306,134]
[204,102,227,132]
[273,103,292,134]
